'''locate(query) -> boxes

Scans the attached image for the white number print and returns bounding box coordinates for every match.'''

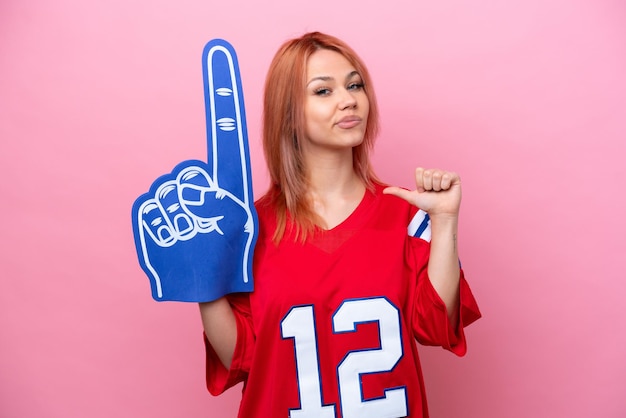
[281,305,336,418]
[281,297,407,418]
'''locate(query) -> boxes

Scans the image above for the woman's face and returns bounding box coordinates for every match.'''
[302,49,369,156]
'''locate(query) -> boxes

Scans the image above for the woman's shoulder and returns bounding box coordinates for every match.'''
[366,180,417,224]
[372,181,413,208]
[253,190,277,223]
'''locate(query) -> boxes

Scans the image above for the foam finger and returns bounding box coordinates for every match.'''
[136,198,176,247]
[155,180,195,241]
[203,39,253,207]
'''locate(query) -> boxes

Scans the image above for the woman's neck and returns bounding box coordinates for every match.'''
[305,151,366,230]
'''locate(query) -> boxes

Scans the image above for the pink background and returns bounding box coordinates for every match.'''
[2,0,625,417]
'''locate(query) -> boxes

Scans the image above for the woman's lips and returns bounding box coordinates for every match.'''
[335,116,362,129]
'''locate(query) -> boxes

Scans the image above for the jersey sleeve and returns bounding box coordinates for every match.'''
[407,237,482,356]
[204,293,255,395]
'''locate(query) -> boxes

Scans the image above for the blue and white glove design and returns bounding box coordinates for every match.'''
[131,39,258,302]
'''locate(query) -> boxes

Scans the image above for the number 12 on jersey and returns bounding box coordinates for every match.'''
[280,297,409,418]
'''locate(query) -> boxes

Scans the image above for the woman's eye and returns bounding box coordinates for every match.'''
[314,88,331,96]
[347,82,364,91]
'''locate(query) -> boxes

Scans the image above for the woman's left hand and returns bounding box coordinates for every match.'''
[383,167,462,218]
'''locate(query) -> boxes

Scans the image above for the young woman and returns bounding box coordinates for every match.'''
[199,31,481,418]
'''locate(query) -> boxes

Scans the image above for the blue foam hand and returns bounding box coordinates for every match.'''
[131,40,258,302]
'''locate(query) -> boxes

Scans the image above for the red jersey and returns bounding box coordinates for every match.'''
[204,183,481,417]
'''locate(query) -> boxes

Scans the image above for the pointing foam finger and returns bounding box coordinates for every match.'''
[202,39,253,207]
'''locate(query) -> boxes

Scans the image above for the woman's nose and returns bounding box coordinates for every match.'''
[338,89,357,110]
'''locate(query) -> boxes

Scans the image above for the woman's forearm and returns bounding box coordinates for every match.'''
[427,214,461,326]
[199,297,237,369]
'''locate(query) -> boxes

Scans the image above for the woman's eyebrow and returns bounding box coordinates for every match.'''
[307,75,333,86]
[345,70,360,81]
[307,71,360,87]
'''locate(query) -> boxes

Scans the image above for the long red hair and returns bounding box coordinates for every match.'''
[260,32,380,242]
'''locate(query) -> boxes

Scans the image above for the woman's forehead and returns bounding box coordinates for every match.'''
[306,49,358,82]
